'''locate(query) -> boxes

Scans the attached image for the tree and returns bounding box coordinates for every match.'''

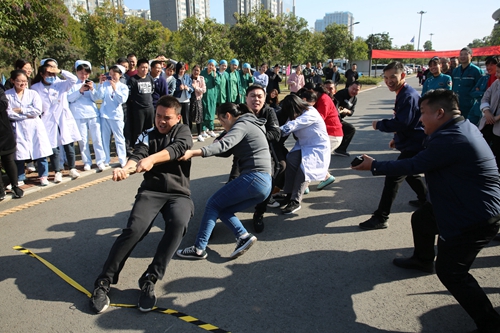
[398,44,416,64]
[323,23,352,60]
[399,44,415,51]
[347,36,369,62]
[44,16,85,70]
[121,16,171,60]
[423,40,434,51]
[366,33,393,70]
[277,14,309,66]
[175,17,233,65]
[489,25,500,46]
[468,38,487,49]
[79,1,121,69]
[304,31,327,64]
[230,8,285,67]
[0,0,69,67]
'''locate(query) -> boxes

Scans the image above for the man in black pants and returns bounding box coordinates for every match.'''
[333,81,361,157]
[354,89,500,333]
[359,62,427,230]
[90,96,194,314]
[126,58,155,154]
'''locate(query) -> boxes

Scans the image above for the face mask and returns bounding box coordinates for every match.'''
[45,76,56,85]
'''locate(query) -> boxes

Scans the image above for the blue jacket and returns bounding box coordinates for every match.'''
[452,63,483,118]
[152,76,168,108]
[421,73,452,95]
[375,84,425,152]
[372,117,500,239]
[173,74,194,101]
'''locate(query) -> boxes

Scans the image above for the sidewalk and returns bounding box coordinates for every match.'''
[1,133,222,203]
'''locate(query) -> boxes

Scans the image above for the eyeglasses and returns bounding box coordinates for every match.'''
[14,80,28,84]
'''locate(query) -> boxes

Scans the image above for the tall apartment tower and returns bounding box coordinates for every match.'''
[225,0,281,25]
[314,11,355,33]
[150,0,210,31]
[63,0,124,17]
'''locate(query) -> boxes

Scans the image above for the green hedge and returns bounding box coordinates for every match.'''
[338,76,382,86]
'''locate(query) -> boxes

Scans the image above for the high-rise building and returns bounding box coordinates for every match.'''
[315,11,355,34]
[63,0,124,17]
[224,0,260,25]
[277,0,294,15]
[150,0,209,31]
[261,0,278,14]
[225,0,284,25]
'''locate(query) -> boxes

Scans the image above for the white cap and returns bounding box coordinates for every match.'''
[112,64,126,74]
[75,60,92,70]
[41,58,58,66]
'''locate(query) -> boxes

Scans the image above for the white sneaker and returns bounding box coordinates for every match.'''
[6,184,12,190]
[69,168,80,179]
[208,130,217,138]
[83,164,91,171]
[17,181,25,187]
[54,172,63,183]
[27,166,36,173]
[197,135,205,142]
[40,177,49,186]
[201,131,209,138]
[104,163,110,167]
[97,163,108,171]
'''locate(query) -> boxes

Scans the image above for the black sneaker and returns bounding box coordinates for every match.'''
[230,234,257,258]
[90,279,110,314]
[334,150,350,157]
[176,245,208,259]
[0,187,5,201]
[138,274,157,312]
[408,200,425,208]
[253,212,264,233]
[277,193,291,209]
[12,186,24,198]
[359,216,388,230]
[282,200,301,214]
[393,256,434,274]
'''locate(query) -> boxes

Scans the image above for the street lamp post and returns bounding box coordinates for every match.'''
[417,11,426,51]
[347,21,360,69]
[348,21,360,34]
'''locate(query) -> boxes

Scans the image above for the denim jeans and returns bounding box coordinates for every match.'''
[51,143,76,172]
[195,172,272,250]
[16,158,49,181]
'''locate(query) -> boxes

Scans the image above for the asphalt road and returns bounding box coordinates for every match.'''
[1,76,499,333]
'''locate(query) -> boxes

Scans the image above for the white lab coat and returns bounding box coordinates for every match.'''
[31,70,82,147]
[280,106,331,181]
[5,88,53,160]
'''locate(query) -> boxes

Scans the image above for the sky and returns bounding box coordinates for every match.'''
[124,0,500,51]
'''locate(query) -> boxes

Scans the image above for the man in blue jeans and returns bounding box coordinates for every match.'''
[90,96,193,314]
[353,89,500,333]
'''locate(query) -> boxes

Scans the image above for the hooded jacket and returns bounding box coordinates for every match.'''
[201,113,272,176]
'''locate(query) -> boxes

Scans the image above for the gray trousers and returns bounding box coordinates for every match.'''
[283,150,309,203]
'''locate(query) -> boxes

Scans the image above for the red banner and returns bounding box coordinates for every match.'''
[372,45,500,59]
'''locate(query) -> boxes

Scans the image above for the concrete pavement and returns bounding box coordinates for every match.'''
[0,76,499,333]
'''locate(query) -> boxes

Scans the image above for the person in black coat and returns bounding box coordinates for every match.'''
[266,64,282,95]
[0,87,23,199]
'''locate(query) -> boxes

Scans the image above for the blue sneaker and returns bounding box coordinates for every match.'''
[303,187,310,195]
[317,175,335,190]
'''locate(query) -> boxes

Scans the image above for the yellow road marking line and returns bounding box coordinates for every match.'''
[0,176,110,218]
[13,246,230,332]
